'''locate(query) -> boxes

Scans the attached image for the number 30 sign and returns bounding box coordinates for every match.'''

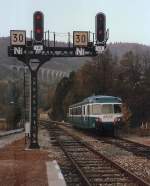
[10,30,26,46]
[73,31,88,47]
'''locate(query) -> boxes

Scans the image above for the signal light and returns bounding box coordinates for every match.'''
[36,15,41,20]
[95,12,106,44]
[33,11,44,43]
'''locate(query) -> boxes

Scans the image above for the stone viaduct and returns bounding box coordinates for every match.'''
[8,65,68,82]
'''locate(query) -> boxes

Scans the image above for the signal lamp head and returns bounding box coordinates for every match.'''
[36,15,41,20]
[33,11,44,43]
[95,12,106,43]
[36,28,42,33]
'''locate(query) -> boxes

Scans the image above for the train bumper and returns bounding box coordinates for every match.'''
[95,121,123,130]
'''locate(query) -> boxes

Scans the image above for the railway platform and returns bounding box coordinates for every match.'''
[0,135,66,186]
[0,128,24,137]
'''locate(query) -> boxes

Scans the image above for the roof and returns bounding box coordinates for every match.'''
[69,95,122,108]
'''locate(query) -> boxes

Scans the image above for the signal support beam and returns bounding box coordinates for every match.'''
[8,11,108,149]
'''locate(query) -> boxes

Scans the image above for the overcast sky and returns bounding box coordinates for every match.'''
[1,0,150,45]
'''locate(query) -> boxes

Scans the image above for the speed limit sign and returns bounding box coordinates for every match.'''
[10,30,26,46]
[73,31,88,47]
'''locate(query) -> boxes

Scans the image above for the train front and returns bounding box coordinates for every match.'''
[94,103,123,133]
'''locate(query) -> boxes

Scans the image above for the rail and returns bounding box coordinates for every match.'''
[40,120,150,186]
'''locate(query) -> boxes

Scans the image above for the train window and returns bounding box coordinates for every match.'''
[101,104,113,114]
[79,107,82,115]
[73,108,76,115]
[75,107,77,115]
[82,106,84,115]
[87,105,92,115]
[76,108,78,115]
[87,105,90,115]
[72,108,76,115]
[85,106,87,116]
[89,105,93,115]
[82,106,85,115]
[76,107,82,115]
[69,109,71,115]
[92,104,102,115]
[114,104,121,113]
[76,107,78,115]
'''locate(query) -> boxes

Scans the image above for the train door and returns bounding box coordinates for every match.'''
[87,104,90,126]
[81,105,83,124]
[84,105,89,128]
[82,105,86,127]
[70,108,73,123]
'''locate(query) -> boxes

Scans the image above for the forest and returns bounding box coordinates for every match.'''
[50,49,150,128]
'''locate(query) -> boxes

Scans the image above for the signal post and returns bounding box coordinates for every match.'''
[8,11,109,149]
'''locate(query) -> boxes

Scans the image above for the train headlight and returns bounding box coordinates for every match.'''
[96,118,99,122]
[114,117,122,124]
[117,117,121,121]
[96,118,102,122]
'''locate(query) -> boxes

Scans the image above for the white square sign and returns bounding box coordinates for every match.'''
[10,30,26,46]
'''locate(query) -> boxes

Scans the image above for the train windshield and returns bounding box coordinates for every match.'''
[92,104,122,114]
[114,104,122,113]
[101,104,113,114]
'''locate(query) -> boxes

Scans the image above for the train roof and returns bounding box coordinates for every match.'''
[69,95,122,108]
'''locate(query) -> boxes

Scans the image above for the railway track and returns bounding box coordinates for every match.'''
[102,137,150,159]
[46,120,150,159]
[40,120,150,186]
[40,122,86,185]
[58,121,150,159]
[80,129,150,159]
[80,130,150,159]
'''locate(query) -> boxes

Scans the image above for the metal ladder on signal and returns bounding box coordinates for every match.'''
[24,66,31,123]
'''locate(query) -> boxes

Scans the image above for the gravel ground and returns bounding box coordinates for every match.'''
[59,125,150,183]
[124,136,150,146]
[39,126,66,161]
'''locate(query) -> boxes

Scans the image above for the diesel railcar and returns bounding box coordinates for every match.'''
[68,95,123,135]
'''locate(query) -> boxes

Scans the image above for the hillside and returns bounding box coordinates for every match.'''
[109,42,150,58]
[0,37,150,80]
